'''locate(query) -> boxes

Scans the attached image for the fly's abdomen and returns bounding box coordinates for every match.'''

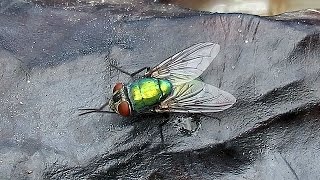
[128,78,172,112]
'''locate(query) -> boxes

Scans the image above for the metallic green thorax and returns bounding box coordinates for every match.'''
[128,77,172,112]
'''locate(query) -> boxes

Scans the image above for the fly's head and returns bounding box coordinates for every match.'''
[109,83,132,117]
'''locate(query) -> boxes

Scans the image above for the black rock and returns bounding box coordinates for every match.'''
[0,1,319,179]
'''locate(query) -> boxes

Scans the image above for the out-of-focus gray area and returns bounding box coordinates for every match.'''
[159,0,320,16]
[0,0,320,179]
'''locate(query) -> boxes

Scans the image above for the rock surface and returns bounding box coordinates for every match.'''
[0,1,320,179]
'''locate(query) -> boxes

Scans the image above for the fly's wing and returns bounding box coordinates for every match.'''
[146,43,220,85]
[156,80,236,113]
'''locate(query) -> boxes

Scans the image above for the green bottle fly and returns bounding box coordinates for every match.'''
[79,42,236,118]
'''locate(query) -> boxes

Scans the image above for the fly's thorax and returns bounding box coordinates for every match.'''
[158,79,172,99]
[128,78,173,112]
[109,83,132,117]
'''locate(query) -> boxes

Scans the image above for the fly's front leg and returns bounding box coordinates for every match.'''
[110,64,150,77]
[78,101,115,116]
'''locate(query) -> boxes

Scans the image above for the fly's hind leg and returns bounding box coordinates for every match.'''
[110,64,150,77]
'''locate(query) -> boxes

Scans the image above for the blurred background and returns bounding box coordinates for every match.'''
[31,0,320,16]
[160,0,320,16]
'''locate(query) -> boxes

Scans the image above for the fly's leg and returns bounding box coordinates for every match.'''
[131,67,151,77]
[158,113,170,145]
[80,101,109,111]
[79,110,116,116]
[78,101,115,116]
[158,120,168,145]
[110,64,131,76]
[110,64,150,77]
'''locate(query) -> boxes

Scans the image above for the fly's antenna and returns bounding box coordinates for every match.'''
[78,101,115,116]
[78,108,116,116]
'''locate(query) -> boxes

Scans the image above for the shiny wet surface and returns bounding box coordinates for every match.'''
[0,1,320,179]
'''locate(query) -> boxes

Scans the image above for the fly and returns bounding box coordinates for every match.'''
[79,42,236,117]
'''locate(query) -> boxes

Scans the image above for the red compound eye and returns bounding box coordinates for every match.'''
[113,83,123,93]
[117,101,131,117]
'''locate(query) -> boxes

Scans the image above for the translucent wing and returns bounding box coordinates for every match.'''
[156,80,236,113]
[146,42,220,85]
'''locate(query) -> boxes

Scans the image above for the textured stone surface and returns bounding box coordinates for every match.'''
[1,1,320,179]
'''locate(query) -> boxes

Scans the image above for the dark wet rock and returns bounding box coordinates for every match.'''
[0,0,320,179]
